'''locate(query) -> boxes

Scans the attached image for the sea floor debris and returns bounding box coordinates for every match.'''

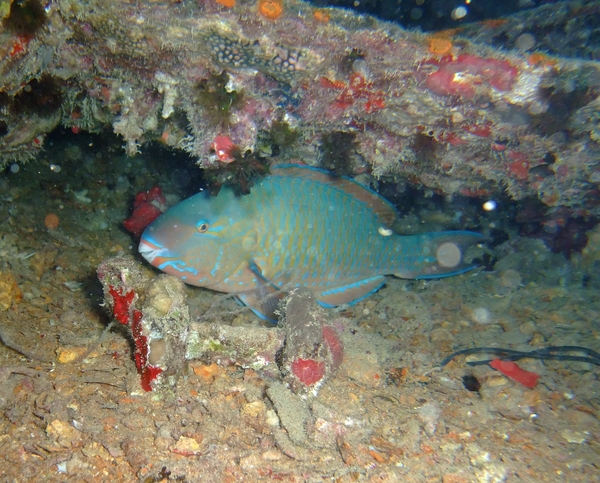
[0,1,600,479]
[97,256,344,394]
[441,345,600,367]
[1,148,599,480]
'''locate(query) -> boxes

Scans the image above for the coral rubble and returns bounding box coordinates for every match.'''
[97,257,344,394]
[97,256,182,391]
[0,0,599,219]
[280,288,344,393]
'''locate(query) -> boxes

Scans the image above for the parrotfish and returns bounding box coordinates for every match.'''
[139,165,484,321]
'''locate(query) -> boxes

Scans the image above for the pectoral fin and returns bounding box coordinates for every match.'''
[235,261,285,323]
[316,276,386,307]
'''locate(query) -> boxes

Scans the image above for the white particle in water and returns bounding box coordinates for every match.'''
[501,269,522,288]
[10,163,19,173]
[471,307,491,324]
[483,200,497,211]
[436,242,461,268]
[515,33,536,51]
[411,7,423,20]
[452,6,468,20]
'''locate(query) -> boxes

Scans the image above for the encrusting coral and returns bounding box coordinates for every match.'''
[1,0,599,221]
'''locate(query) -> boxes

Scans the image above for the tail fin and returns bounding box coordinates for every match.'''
[394,231,486,280]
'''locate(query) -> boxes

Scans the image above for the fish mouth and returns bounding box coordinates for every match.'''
[139,238,168,264]
[139,238,199,278]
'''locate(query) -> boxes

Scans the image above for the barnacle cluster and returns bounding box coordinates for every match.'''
[0,75,63,169]
[204,31,259,70]
[12,75,63,117]
[83,11,157,59]
[319,131,358,177]
[2,0,47,35]
[257,119,300,157]
[199,25,318,84]
[193,71,243,128]
[1,0,599,219]
[204,148,270,196]
[60,90,113,133]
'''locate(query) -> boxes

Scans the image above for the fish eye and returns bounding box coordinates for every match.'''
[197,222,209,233]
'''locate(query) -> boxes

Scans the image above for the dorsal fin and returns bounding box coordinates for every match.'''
[270,164,398,227]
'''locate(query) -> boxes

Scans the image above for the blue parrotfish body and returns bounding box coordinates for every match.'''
[139,165,484,321]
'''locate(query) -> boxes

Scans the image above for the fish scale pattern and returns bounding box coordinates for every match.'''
[254,173,396,290]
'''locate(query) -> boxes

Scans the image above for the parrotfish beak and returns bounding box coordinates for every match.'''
[139,233,202,282]
[139,237,168,265]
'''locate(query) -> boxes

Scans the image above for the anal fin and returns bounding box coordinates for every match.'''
[316,276,385,308]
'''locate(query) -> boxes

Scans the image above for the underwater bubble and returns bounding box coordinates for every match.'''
[549,131,567,145]
[562,79,577,94]
[171,168,191,190]
[395,182,407,194]
[411,7,423,20]
[149,292,173,316]
[515,33,536,51]
[418,402,440,424]
[471,307,491,324]
[494,285,511,297]
[451,111,464,124]
[436,242,461,268]
[451,6,468,20]
[10,163,19,173]
[114,176,130,195]
[483,200,497,211]
[351,58,370,78]
[50,164,61,173]
[501,269,522,288]
[65,144,82,161]
[242,235,256,251]
[528,101,549,115]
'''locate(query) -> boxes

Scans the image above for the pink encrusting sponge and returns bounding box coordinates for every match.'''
[123,186,167,237]
[291,358,325,386]
[281,289,344,393]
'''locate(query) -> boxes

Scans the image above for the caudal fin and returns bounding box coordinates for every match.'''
[394,231,486,280]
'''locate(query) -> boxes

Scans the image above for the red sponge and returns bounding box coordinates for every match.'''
[123,186,166,237]
[291,359,325,386]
